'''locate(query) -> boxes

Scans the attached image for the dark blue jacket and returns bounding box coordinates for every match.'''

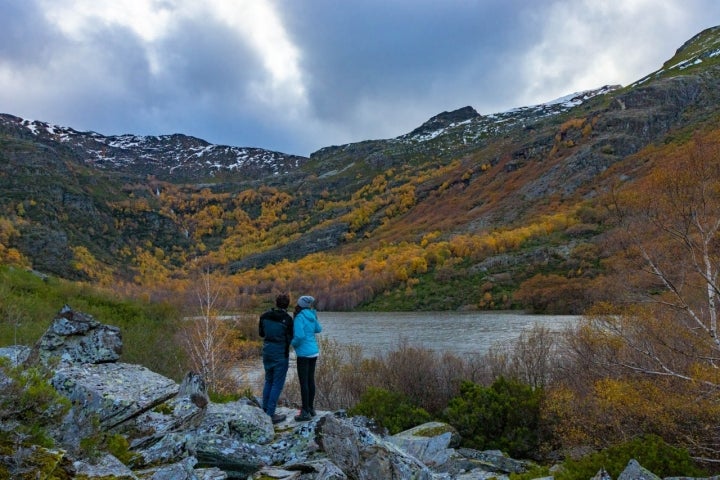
[259,308,293,369]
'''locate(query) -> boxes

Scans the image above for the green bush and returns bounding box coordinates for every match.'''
[0,358,70,447]
[443,377,542,459]
[510,464,551,480]
[348,387,431,434]
[556,435,706,480]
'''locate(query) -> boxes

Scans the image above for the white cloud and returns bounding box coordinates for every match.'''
[38,0,308,112]
[201,0,308,114]
[521,0,685,105]
[40,0,175,42]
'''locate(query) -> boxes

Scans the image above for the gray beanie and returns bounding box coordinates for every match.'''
[297,295,315,309]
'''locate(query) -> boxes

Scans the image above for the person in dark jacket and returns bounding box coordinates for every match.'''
[291,295,322,421]
[259,293,294,424]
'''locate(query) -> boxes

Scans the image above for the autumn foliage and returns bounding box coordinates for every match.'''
[541,132,720,463]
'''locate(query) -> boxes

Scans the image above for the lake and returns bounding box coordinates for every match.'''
[237,310,580,389]
[313,311,580,357]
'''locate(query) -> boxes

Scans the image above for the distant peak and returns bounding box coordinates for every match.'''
[408,106,480,137]
[424,106,480,126]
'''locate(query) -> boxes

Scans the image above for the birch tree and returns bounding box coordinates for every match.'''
[180,270,240,395]
[591,136,720,388]
[550,137,720,460]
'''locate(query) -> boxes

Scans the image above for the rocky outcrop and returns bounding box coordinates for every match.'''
[388,421,461,467]
[52,363,179,428]
[33,305,122,366]
[406,106,481,139]
[0,306,713,479]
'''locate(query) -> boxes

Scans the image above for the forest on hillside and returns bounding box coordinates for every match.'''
[2,129,720,316]
[3,130,720,474]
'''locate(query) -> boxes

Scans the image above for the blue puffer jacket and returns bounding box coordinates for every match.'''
[291,308,322,357]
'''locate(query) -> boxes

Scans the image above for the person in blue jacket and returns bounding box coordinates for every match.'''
[291,295,322,421]
[259,293,293,424]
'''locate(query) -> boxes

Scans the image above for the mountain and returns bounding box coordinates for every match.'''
[1,26,720,312]
[0,114,308,181]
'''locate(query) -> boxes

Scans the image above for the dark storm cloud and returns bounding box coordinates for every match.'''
[281,0,539,134]
[117,12,301,150]
[0,0,61,65]
[156,17,261,97]
[1,1,720,156]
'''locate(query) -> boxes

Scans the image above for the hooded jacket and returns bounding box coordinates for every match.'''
[291,308,322,357]
[259,308,293,368]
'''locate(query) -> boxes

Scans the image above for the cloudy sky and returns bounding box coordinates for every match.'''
[1,1,718,157]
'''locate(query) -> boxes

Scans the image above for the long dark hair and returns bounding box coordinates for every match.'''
[293,305,303,317]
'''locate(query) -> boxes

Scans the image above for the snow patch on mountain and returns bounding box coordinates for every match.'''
[398,85,619,145]
[0,114,308,180]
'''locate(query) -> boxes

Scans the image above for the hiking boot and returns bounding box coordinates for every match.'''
[294,410,312,422]
[271,413,286,424]
[309,409,317,417]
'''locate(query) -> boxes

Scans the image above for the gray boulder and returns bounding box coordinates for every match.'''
[131,432,190,468]
[178,370,210,409]
[188,433,273,478]
[122,371,209,450]
[197,400,275,445]
[122,395,205,449]
[316,413,432,480]
[389,421,461,467]
[255,459,348,479]
[72,453,137,479]
[592,467,612,480]
[0,345,31,366]
[34,305,122,366]
[456,449,530,474]
[134,456,228,480]
[52,362,179,430]
[617,459,661,480]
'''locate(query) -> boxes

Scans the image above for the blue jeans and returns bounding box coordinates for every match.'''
[262,357,289,416]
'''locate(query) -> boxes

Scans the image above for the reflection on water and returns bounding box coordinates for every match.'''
[315,311,579,357]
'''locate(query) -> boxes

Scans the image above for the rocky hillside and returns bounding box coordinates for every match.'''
[1,26,720,311]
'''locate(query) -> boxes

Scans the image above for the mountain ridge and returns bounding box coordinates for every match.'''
[0,83,619,181]
[0,113,309,182]
[2,25,720,312]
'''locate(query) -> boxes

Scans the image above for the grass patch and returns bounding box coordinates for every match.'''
[0,266,187,380]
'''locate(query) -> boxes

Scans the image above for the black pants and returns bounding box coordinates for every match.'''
[296,356,317,412]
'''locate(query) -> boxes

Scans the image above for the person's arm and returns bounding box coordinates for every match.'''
[285,315,294,345]
[258,314,265,338]
[291,312,305,347]
[314,313,322,334]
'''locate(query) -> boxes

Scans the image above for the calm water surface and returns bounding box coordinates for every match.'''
[314,311,579,357]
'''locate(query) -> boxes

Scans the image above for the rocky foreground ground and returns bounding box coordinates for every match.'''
[0,306,705,479]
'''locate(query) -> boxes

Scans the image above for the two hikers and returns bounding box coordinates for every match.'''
[259,294,322,423]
